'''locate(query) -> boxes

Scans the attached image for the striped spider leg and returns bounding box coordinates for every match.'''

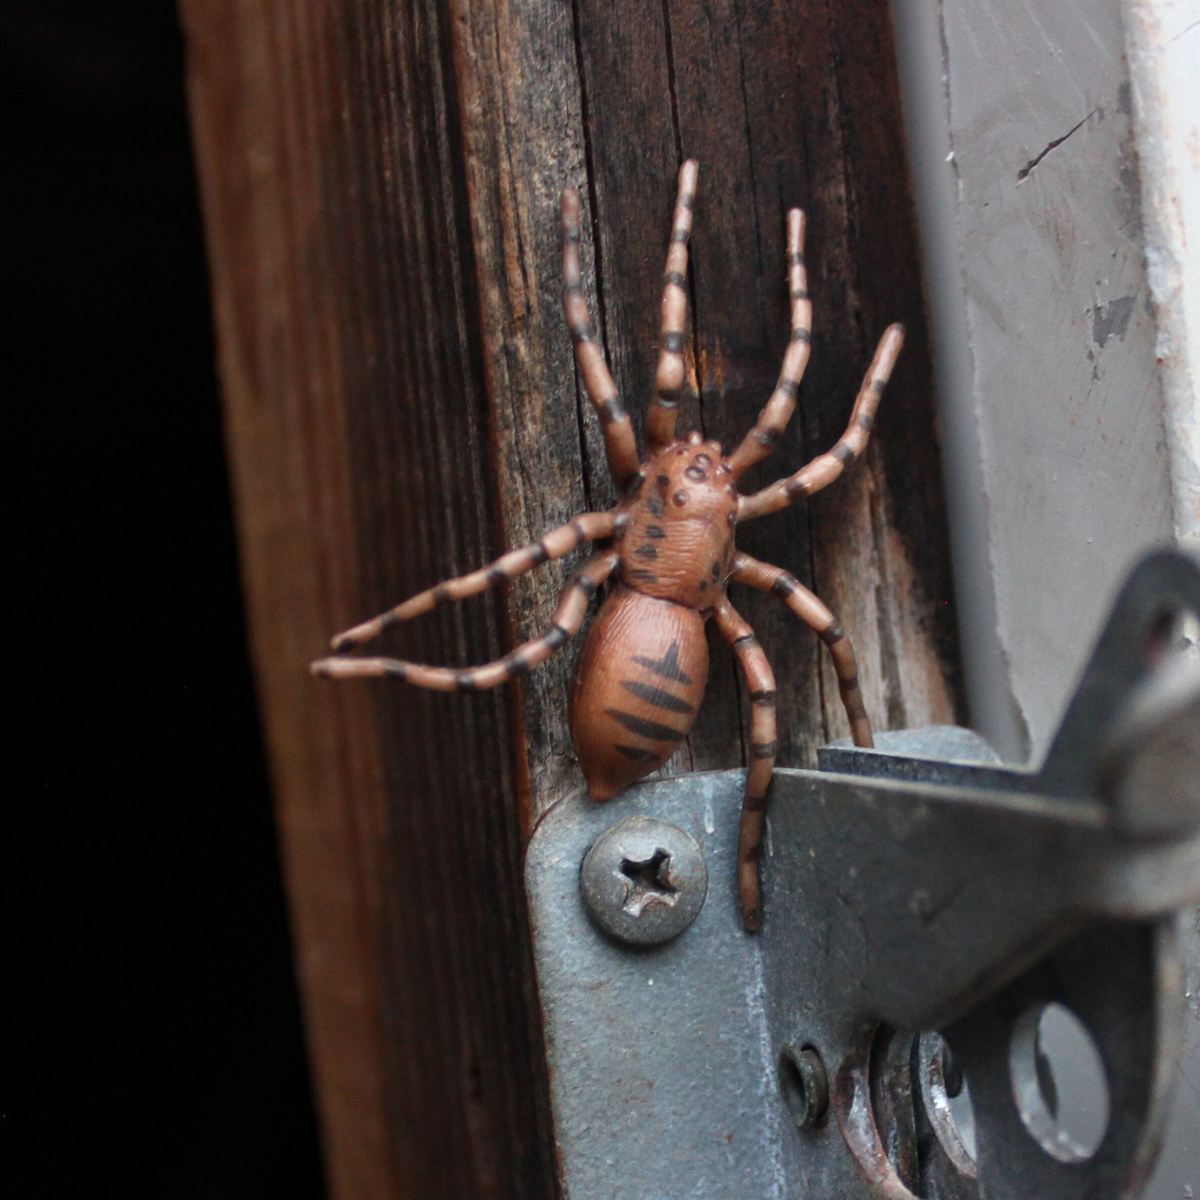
[310,517,621,688]
[717,253,904,924]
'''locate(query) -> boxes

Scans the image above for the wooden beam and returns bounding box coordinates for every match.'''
[180,0,961,1196]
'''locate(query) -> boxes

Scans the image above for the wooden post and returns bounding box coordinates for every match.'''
[179,1,961,1197]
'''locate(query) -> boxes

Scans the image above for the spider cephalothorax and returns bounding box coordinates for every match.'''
[313,160,904,931]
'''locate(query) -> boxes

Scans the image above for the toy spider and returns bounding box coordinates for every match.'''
[313,160,904,931]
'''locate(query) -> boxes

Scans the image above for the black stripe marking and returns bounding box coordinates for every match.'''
[785,478,811,500]
[831,441,855,465]
[383,662,408,680]
[771,575,798,598]
[627,569,659,584]
[732,634,758,650]
[644,524,666,539]
[788,251,805,265]
[432,584,452,605]
[819,621,845,645]
[662,331,685,353]
[604,708,687,743]
[790,326,811,342]
[620,680,694,714]
[487,565,506,586]
[570,323,594,344]
[751,740,778,759]
[379,612,399,631]
[455,670,478,691]
[665,270,687,288]
[776,379,799,399]
[632,641,694,684]
[623,473,645,499]
[598,396,625,424]
[562,281,583,296]
[790,287,809,300]
[749,690,777,706]
[544,625,571,650]
[615,744,661,762]
[564,228,582,243]
[505,653,532,677]
[871,377,888,396]
[654,393,681,406]
[856,410,874,433]
[671,229,689,243]
[755,426,782,449]
[634,544,658,560]
[573,575,598,599]
[647,496,665,518]
[743,794,768,813]
[680,190,695,209]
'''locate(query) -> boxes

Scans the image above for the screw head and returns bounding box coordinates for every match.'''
[580,815,707,945]
[779,1044,829,1130]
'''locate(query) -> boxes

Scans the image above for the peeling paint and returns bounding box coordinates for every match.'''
[1093,294,1138,346]
[1123,0,1200,548]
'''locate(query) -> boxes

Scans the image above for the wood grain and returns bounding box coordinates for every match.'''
[181,0,961,1197]
[180,3,555,1198]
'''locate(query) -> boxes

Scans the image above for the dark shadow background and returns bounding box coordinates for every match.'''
[5,2,327,1195]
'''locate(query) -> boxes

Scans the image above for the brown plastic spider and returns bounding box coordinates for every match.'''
[313,159,903,930]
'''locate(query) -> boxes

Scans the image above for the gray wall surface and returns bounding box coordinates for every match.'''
[889,0,1175,766]
[888,0,1195,1195]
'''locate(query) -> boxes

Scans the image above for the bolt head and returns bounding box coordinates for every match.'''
[580,815,707,946]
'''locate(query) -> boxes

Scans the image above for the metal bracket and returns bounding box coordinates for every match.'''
[526,550,1200,1198]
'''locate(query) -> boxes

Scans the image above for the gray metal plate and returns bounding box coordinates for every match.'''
[527,729,1199,1198]
[527,770,792,1200]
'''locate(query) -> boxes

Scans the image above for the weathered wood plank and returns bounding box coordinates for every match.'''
[181,3,556,1198]
[563,0,962,786]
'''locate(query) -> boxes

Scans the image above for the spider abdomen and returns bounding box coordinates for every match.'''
[569,586,709,801]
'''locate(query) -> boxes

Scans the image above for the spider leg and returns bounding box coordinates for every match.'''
[737,324,904,520]
[731,553,873,748]
[648,158,700,453]
[727,208,813,478]
[311,550,620,691]
[560,188,641,490]
[322,511,619,653]
[713,595,778,934]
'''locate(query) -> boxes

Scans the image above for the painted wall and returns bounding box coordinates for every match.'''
[889,0,1176,766]
[888,0,1197,1194]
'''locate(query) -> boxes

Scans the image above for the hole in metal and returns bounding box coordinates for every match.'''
[1009,1001,1110,1162]
[779,1044,828,1130]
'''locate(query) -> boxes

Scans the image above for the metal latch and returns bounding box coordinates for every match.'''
[527,550,1200,1198]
